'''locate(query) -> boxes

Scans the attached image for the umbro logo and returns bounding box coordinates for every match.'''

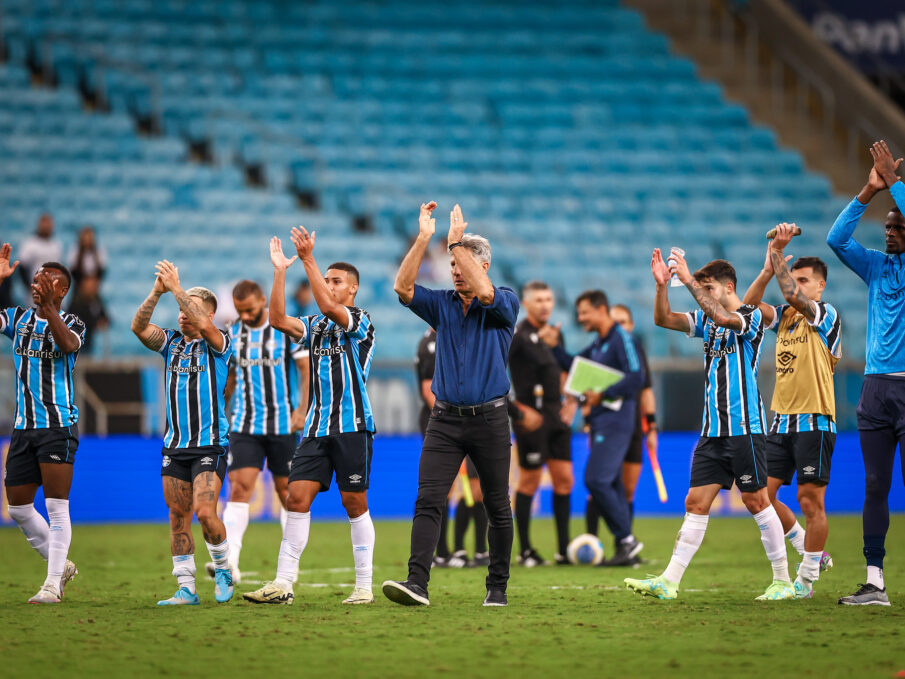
[803,466,816,475]
[200,456,214,465]
[349,474,362,484]
[739,475,752,484]
[777,351,796,367]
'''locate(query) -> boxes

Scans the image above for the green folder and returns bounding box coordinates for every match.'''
[563,356,625,411]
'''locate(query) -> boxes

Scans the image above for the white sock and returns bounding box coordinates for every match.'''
[223,502,249,569]
[8,503,50,560]
[43,498,71,590]
[349,511,375,591]
[784,520,806,556]
[172,554,196,593]
[662,513,709,585]
[275,511,310,588]
[753,505,790,582]
[205,539,230,570]
[867,565,885,589]
[797,550,822,585]
[280,506,288,532]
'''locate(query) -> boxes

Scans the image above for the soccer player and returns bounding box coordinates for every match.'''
[1,244,82,604]
[829,140,905,606]
[743,225,840,597]
[625,251,794,601]
[131,260,234,606]
[203,280,309,584]
[540,290,644,566]
[509,281,573,566]
[243,227,376,606]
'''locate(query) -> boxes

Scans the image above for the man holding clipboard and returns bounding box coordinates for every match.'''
[540,290,645,565]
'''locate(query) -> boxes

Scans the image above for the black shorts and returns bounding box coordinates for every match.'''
[624,426,644,465]
[161,445,228,484]
[857,374,905,436]
[690,434,767,493]
[4,425,79,487]
[228,432,296,477]
[515,418,571,470]
[289,431,373,492]
[766,430,834,486]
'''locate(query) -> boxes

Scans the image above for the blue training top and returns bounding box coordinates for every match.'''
[827,181,905,375]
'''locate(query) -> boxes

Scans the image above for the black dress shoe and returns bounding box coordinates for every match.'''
[382,580,430,606]
[483,588,508,607]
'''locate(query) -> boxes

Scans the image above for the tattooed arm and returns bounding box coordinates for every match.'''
[155,260,225,353]
[770,223,816,322]
[131,275,168,352]
[670,249,743,331]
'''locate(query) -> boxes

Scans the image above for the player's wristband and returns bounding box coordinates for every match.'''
[448,241,464,253]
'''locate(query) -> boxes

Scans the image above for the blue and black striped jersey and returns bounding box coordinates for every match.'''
[229,320,306,436]
[158,328,231,449]
[297,307,375,438]
[686,305,767,437]
[1,306,85,430]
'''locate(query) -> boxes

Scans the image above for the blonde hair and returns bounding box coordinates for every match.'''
[186,286,218,313]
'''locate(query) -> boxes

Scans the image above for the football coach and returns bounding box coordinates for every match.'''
[383,201,519,608]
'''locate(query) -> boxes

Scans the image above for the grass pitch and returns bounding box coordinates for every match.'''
[1,515,904,679]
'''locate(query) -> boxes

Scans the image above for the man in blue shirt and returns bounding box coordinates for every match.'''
[626,251,793,602]
[243,227,376,606]
[829,140,905,606]
[1,245,83,604]
[540,290,645,565]
[131,260,234,606]
[383,202,519,607]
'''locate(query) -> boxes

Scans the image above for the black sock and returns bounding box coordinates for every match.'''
[453,499,471,553]
[436,503,451,559]
[473,501,488,554]
[515,492,533,553]
[585,496,600,536]
[553,492,571,556]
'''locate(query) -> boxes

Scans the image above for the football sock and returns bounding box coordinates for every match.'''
[514,492,533,553]
[205,539,230,571]
[797,550,822,584]
[280,506,288,532]
[585,496,600,536]
[784,520,806,557]
[7,503,50,560]
[44,498,71,590]
[754,505,790,582]
[275,511,310,588]
[223,501,249,569]
[436,504,451,559]
[453,499,470,552]
[473,501,488,554]
[349,511,375,591]
[867,565,885,589]
[553,492,571,556]
[172,554,196,594]
[662,513,708,585]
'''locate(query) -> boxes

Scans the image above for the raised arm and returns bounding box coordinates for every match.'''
[742,241,789,326]
[448,204,494,305]
[670,250,742,332]
[770,223,815,322]
[0,243,20,282]
[131,272,168,351]
[394,202,437,304]
[290,226,351,329]
[651,249,690,332]
[269,237,306,341]
[32,272,82,353]
[156,260,225,353]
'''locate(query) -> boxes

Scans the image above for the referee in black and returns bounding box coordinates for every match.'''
[383,201,519,607]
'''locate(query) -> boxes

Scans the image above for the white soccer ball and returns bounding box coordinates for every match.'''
[566,533,605,565]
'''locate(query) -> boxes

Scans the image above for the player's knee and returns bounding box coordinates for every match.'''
[229,481,254,503]
[285,493,310,513]
[341,493,368,517]
[684,496,708,515]
[553,477,574,495]
[864,471,891,499]
[797,488,824,516]
[741,494,768,514]
[168,507,190,526]
[193,503,217,525]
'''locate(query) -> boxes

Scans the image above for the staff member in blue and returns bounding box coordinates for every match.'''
[830,140,905,606]
[539,291,645,565]
[383,201,519,607]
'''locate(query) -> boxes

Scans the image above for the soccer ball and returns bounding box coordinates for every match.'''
[566,533,605,565]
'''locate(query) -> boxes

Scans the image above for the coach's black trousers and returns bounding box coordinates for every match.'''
[407,402,513,591]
